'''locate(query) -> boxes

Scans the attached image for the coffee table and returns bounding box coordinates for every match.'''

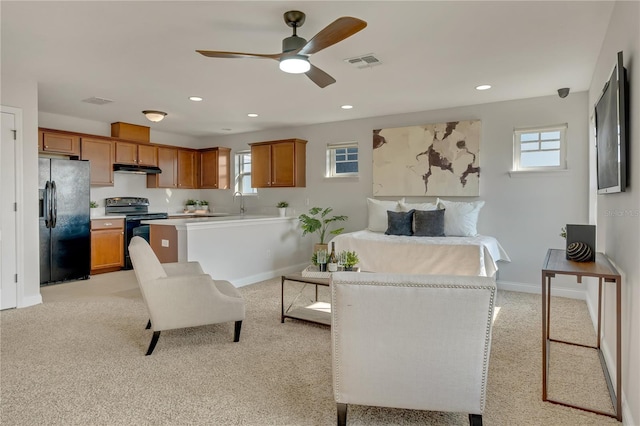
[281,274,330,326]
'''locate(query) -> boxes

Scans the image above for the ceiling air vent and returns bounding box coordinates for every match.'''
[82,96,114,105]
[344,53,382,69]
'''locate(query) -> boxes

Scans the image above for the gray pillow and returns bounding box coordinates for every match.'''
[414,209,445,237]
[385,209,414,236]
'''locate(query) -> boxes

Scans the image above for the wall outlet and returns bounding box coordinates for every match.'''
[161,239,169,248]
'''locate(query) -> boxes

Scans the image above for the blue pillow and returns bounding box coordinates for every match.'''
[414,209,445,237]
[385,209,414,236]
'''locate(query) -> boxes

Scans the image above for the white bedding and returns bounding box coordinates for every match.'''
[330,230,511,277]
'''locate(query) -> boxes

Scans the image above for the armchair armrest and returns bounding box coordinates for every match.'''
[162,261,205,276]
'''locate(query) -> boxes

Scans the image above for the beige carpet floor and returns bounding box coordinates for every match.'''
[0,271,621,425]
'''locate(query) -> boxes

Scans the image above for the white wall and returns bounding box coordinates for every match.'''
[201,92,591,295]
[0,72,41,307]
[587,2,639,424]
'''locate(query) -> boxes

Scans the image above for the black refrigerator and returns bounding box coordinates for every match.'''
[39,158,91,285]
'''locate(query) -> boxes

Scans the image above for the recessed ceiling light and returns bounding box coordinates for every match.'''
[247,113,258,118]
[189,96,203,102]
[341,105,353,109]
[475,84,492,91]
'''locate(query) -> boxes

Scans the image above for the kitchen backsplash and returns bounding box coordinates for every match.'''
[89,172,297,216]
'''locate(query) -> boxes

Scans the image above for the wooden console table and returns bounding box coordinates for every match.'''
[541,249,621,421]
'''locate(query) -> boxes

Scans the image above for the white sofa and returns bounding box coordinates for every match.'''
[330,272,496,425]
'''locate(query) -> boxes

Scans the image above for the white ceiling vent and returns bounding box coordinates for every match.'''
[82,96,114,105]
[344,53,382,69]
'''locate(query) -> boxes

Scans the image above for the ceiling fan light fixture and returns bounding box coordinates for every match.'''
[279,55,311,74]
[142,110,167,122]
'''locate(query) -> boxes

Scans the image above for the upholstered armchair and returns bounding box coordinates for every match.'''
[330,272,496,426]
[128,236,246,355]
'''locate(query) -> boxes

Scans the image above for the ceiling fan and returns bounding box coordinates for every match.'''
[196,11,367,88]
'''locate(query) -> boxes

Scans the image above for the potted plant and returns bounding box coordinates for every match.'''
[342,250,359,271]
[277,201,289,217]
[90,200,99,217]
[198,200,209,213]
[185,199,197,212]
[298,207,348,253]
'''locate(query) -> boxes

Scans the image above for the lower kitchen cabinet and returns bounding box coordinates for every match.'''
[90,218,124,274]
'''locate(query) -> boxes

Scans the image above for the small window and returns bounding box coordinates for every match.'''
[513,124,567,171]
[326,142,358,177]
[234,150,257,195]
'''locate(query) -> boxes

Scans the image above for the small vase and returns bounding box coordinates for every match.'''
[90,208,99,217]
[278,207,286,217]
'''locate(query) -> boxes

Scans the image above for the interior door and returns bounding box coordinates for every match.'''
[1,111,17,309]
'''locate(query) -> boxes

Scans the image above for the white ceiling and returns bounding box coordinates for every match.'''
[2,1,614,138]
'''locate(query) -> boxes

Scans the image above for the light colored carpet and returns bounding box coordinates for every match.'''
[0,271,620,425]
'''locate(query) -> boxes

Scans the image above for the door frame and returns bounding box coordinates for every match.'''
[1,105,25,309]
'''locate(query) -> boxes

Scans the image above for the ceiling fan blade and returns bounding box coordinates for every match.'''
[297,17,367,56]
[196,50,282,60]
[305,64,336,88]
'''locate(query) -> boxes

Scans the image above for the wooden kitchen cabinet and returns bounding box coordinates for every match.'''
[90,218,124,274]
[39,130,81,157]
[199,147,231,189]
[177,149,197,189]
[250,139,306,188]
[115,141,157,166]
[81,137,114,186]
[147,147,196,188]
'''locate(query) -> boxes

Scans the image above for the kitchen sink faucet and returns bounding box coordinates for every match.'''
[233,191,245,215]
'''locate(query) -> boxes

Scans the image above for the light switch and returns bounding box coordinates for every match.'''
[161,239,169,247]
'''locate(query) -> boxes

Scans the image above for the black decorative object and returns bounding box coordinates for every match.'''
[565,224,596,262]
[566,242,593,262]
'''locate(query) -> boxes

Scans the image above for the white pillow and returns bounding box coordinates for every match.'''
[438,199,485,237]
[399,201,439,212]
[367,198,404,232]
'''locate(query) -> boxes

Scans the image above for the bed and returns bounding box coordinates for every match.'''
[330,230,510,277]
[329,198,511,277]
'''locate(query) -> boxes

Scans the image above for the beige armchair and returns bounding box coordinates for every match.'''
[330,272,496,426]
[128,236,246,355]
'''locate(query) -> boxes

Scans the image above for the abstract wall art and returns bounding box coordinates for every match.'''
[372,120,481,196]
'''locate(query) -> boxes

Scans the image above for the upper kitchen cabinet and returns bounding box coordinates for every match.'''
[147,147,197,189]
[81,138,114,186]
[177,149,197,189]
[250,139,306,188]
[39,129,80,157]
[199,147,231,189]
[114,141,157,166]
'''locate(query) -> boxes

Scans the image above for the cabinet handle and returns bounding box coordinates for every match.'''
[103,222,113,226]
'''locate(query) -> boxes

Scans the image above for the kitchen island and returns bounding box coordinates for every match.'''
[143,215,311,287]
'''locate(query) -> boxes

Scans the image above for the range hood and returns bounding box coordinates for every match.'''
[113,163,162,175]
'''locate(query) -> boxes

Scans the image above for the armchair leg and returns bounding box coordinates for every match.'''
[145,331,161,356]
[337,403,347,426]
[234,321,243,342]
[145,319,151,330]
[469,414,482,426]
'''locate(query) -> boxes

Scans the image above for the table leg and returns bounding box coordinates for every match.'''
[542,272,548,401]
[616,278,622,421]
[281,276,285,323]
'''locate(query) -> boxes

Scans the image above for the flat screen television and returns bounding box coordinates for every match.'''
[595,51,629,194]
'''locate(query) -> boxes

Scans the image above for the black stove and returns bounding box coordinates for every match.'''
[105,197,168,270]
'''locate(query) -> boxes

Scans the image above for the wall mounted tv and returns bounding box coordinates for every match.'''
[595,51,629,194]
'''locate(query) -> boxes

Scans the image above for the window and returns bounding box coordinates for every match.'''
[234,150,257,195]
[513,124,567,171]
[326,142,358,177]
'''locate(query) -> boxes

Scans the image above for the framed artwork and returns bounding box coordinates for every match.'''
[372,120,481,196]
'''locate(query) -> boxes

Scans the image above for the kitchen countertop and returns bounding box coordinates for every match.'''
[90,215,126,220]
[143,215,294,228]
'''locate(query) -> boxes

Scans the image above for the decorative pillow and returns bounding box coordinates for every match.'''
[385,210,415,236]
[438,199,485,237]
[414,209,446,237]
[367,198,404,232]
[399,201,438,212]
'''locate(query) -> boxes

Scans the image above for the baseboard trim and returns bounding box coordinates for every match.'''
[233,263,310,287]
[497,280,586,300]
